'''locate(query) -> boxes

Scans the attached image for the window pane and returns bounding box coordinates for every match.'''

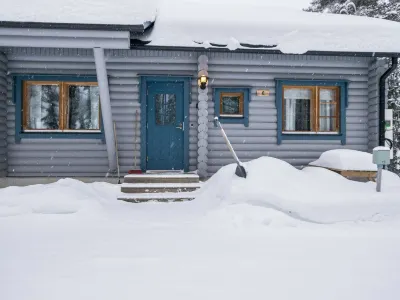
[320,118,336,131]
[284,88,312,131]
[221,95,241,115]
[27,84,60,130]
[68,85,100,130]
[155,94,176,125]
[320,104,336,117]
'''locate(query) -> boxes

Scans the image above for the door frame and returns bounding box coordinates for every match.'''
[139,76,191,172]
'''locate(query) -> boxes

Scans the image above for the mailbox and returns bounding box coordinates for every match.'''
[373,147,391,165]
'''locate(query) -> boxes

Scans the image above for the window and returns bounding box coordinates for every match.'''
[214,88,250,126]
[283,86,339,133]
[220,92,244,117]
[276,80,347,145]
[14,75,104,141]
[23,81,100,132]
[155,94,176,125]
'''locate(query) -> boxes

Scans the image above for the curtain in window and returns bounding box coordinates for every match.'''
[319,89,336,131]
[284,88,312,131]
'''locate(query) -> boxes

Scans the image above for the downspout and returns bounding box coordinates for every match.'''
[93,47,117,171]
[379,57,398,146]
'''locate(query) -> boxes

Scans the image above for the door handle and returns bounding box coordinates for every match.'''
[176,123,184,130]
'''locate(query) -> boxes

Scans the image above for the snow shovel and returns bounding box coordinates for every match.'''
[128,110,142,174]
[214,117,247,178]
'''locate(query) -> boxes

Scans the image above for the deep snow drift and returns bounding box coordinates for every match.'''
[1,156,399,224]
[1,156,400,300]
[196,157,400,224]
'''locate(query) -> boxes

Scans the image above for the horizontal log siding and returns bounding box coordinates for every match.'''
[0,52,7,176]
[5,48,108,177]
[3,48,376,177]
[207,52,373,174]
[104,50,198,173]
[4,48,198,177]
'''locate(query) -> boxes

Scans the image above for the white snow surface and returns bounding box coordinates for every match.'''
[2,0,400,54]
[140,0,400,54]
[0,0,156,26]
[1,157,400,299]
[310,149,378,171]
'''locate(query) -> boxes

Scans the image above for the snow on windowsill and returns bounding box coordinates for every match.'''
[23,130,101,133]
[282,131,339,135]
[220,114,244,118]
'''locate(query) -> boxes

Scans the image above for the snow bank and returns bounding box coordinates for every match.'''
[309,149,377,171]
[196,156,400,224]
[140,0,400,54]
[1,155,399,226]
[0,178,119,217]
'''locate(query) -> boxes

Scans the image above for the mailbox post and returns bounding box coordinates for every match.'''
[373,147,391,192]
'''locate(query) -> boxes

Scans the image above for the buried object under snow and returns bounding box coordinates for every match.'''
[196,156,400,224]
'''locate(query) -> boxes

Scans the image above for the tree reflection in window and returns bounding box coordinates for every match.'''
[155,94,176,125]
[222,96,240,115]
[220,92,244,117]
[68,85,100,130]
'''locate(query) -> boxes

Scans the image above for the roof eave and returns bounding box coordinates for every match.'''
[0,21,146,33]
[130,43,400,57]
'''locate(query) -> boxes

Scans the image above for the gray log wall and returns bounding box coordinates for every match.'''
[0,51,7,177]
[1,48,382,177]
[206,52,376,174]
[4,48,198,177]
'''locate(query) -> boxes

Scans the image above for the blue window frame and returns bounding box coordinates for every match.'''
[13,75,104,142]
[214,87,250,127]
[275,79,348,145]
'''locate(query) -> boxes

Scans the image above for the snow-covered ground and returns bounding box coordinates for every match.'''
[1,157,400,300]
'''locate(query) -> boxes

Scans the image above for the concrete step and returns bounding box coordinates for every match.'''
[117,192,198,203]
[123,173,199,184]
[121,182,201,193]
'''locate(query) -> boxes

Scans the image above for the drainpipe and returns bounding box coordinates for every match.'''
[379,57,398,146]
[93,47,117,171]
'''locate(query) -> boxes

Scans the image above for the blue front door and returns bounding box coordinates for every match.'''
[147,82,184,170]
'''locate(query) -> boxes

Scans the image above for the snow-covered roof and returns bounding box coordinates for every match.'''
[2,0,400,55]
[139,0,400,55]
[0,0,156,30]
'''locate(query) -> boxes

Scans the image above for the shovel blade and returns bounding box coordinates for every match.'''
[235,165,247,178]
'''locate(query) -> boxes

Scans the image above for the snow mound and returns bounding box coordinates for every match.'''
[0,178,119,217]
[196,156,400,224]
[309,149,377,171]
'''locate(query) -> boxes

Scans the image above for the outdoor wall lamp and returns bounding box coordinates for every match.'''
[198,69,209,90]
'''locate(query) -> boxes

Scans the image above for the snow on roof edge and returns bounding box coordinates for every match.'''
[137,1,400,55]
